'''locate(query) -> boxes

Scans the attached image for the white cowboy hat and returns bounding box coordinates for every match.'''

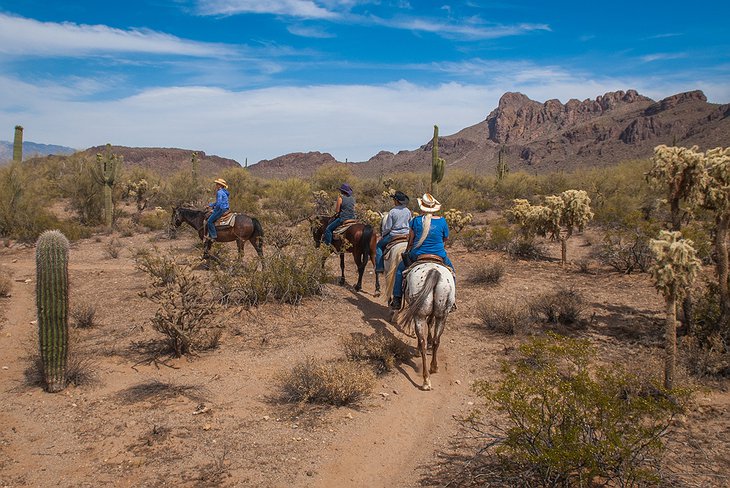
[214,178,228,188]
[417,193,441,213]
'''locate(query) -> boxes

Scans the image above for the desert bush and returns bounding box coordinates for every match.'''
[141,261,221,357]
[470,334,688,487]
[71,302,97,328]
[0,161,60,241]
[134,247,179,286]
[343,332,411,374]
[486,220,514,251]
[311,163,354,194]
[55,154,105,225]
[460,227,489,251]
[598,226,656,274]
[468,261,504,285]
[263,178,312,223]
[278,357,375,406]
[506,238,544,260]
[212,246,331,307]
[104,237,123,259]
[139,207,170,231]
[476,301,531,335]
[680,334,730,378]
[530,287,586,327]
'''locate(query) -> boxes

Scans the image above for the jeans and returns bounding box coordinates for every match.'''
[375,234,394,272]
[323,217,343,245]
[207,207,225,239]
[392,252,454,298]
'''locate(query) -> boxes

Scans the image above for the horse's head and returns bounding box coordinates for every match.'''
[171,207,184,228]
[309,215,327,247]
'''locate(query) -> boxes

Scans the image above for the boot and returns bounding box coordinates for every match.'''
[390,296,402,310]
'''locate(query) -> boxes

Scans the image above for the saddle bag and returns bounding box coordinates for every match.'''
[401,251,414,268]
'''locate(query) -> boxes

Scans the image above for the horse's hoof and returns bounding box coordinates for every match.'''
[354,285,362,292]
[373,291,381,298]
[429,366,439,374]
[421,382,432,391]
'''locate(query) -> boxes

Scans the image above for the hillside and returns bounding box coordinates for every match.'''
[0,140,76,162]
[248,89,730,179]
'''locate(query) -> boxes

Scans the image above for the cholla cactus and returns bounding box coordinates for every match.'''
[312,190,331,215]
[649,231,701,389]
[431,125,445,195]
[509,190,593,264]
[647,145,707,230]
[94,144,122,228]
[363,209,384,230]
[127,178,159,218]
[443,208,473,235]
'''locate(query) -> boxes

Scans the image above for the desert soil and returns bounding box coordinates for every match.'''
[0,225,728,487]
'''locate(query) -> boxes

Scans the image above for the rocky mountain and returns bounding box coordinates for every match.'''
[0,140,76,163]
[74,145,240,177]
[248,89,730,179]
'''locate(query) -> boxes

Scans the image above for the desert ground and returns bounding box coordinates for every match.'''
[1,222,728,488]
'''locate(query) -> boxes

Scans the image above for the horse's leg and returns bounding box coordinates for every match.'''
[414,315,432,390]
[429,313,447,374]
[353,252,365,292]
[427,315,435,350]
[374,269,381,297]
[237,237,245,259]
[339,253,346,285]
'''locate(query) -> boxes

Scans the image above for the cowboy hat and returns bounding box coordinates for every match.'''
[393,190,409,204]
[339,183,353,196]
[417,193,441,213]
[214,178,228,188]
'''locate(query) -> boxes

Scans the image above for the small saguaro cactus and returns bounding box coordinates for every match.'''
[496,145,509,181]
[94,144,122,228]
[13,125,23,162]
[431,125,445,195]
[35,230,70,392]
[649,230,701,389]
[191,152,200,189]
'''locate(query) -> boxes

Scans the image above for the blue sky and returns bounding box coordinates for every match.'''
[0,1,728,164]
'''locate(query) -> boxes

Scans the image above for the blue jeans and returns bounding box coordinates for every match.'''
[393,252,454,298]
[323,217,343,245]
[375,234,394,272]
[207,207,225,239]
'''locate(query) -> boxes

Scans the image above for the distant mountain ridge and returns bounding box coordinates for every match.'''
[249,89,730,179]
[0,140,76,162]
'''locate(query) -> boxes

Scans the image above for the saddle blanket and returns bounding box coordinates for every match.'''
[332,219,359,237]
[208,211,236,229]
[384,234,409,255]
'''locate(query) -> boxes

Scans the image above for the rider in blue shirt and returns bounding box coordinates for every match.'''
[391,193,454,310]
[375,190,411,274]
[207,178,229,240]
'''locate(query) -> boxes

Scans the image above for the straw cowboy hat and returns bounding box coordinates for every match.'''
[214,178,228,188]
[417,193,441,213]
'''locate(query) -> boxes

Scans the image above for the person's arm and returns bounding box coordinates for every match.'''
[442,218,449,242]
[382,211,394,236]
[334,195,343,215]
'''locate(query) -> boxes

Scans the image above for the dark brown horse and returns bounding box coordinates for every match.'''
[172,207,264,260]
[312,216,380,294]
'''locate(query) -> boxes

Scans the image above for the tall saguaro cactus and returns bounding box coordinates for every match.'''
[95,144,122,228]
[35,230,70,393]
[430,125,445,195]
[191,152,200,189]
[496,145,509,181]
[13,125,23,162]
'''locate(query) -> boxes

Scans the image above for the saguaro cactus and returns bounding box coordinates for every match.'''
[13,125,23,162]
[649,231,701,389]
[496,145,509,181]
[430,125,445,195]
[35,230,70,393]
[94,144,122,228]
[191,152,200,189]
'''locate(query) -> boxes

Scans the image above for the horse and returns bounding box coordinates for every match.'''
[311,215,380,294]
[380,212,409,305]
[172,206,264,260]
[396,263,455,391]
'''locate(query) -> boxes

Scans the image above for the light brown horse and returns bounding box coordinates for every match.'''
[172,207,264,260]
[312,216,380,294]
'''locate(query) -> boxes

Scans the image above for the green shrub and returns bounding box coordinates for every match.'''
[278,357,375,406]
[343,332,411,374]
[486,220,513,251]
[460,227,489,251]
[0,161,60,241]
[263,178,312,223]
[139,208,170,231]
[507,238,544,260]
[312,163,354,194]
[134,247,179,286]
[471,334,688,487]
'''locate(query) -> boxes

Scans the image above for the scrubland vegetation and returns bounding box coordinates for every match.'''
[3,144,730,486]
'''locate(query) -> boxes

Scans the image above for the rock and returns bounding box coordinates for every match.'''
[202,423,211,431]
[345,413,353,419]
[454,380,461,385]
[262,415,270,421]
[380,392,389,398]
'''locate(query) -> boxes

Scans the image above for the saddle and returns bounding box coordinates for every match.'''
[206,210,236,229]
[332,219,359,237]
[384,234,409,255]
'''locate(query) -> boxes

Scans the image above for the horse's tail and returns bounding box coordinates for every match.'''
[358,224,374,265]
[398,268,440,330]
[252,217,264,252]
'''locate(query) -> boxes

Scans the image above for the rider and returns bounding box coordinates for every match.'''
[375,190,411,276]
[322,183,356,246]
[390,193,454,310]
[206,178,229,241]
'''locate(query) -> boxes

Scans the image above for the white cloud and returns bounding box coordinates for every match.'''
[0,13,236,58]
[640,52,687,63]
[367,15,550,40]
[196,0,339,19]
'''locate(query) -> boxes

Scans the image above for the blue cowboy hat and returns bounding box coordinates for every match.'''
[339,183,353,196]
